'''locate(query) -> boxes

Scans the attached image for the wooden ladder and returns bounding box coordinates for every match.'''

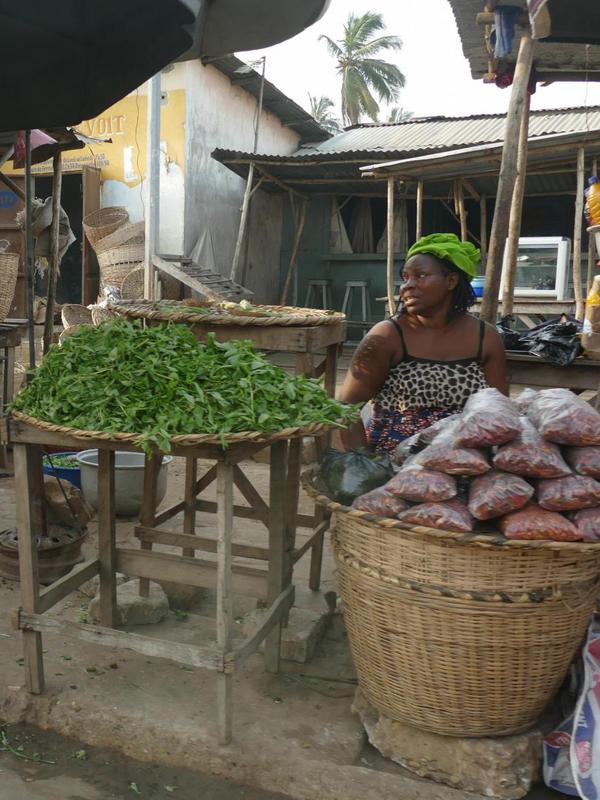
[153,255,252,302]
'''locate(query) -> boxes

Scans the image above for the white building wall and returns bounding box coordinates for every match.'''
[183,60,301,302]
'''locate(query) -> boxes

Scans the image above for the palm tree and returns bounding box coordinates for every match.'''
[388,106,413,123]
[320,12,405,126]
[308,94,342,134]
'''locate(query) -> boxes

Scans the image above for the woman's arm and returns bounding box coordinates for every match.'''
[337,322,398,450]
[481,324,509,395]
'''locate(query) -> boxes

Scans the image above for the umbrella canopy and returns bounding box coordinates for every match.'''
[0,0,201,131]
[0,0,331,132]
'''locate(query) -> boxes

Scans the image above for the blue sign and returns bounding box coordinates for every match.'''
[0,191,17,209]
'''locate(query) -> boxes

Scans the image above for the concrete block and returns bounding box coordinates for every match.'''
[157,580,205,611]
[353,688,543,800]
[89,579,169,626]
[79,572,129,600]
[240,605,332,663]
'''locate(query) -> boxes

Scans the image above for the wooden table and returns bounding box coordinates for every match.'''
[9,417,324,744]
[507,352,600,407]
[139,316,347,592]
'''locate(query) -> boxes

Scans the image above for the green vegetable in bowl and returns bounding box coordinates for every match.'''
[12,320,358,453]
[43,454,79,468]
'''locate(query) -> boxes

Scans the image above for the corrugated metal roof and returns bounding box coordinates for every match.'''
[295,106,600,157]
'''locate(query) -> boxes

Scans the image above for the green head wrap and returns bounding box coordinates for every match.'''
[406,233,480,279]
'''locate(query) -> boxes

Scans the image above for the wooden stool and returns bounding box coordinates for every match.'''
[304,279,332,310]
[341,280,371,340]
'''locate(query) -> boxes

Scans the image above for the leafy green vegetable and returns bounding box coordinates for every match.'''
[43,454,79,468]
[12,320,357,453]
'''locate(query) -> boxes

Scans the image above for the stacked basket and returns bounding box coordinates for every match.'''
[82,208,179,300]
[0,252,19,321]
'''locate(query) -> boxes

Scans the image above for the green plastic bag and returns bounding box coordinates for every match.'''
[319,449,394,506]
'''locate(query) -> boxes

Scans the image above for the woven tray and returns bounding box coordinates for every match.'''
[302,467,600,553]
[10,410,344,449]
[107,299,346,327]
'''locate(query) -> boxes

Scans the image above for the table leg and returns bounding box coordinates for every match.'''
[264,440,288,673]
[309,506,330,592]
[183,456,198,557]
[97,449,117,628]
[139,454,161,598]
[14,443,45,693]
[216,457,234,744]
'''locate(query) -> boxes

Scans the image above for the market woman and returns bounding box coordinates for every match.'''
[338,233,508,452]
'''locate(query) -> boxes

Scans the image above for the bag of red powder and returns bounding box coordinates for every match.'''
[397,498,474,533]
[571,507,600,541]
[455,388,520,448]
[498,503,582,541]
[352,487,408,517]
[468,470,533,520]
[527,388,600,446]
[493,417,571,478]
[416,420,490,476]
[385,465,457,503]
[392,414,461,466]
[564,446,600,478]
[537,475,600,511]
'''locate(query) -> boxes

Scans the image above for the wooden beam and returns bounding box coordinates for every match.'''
[462,178,481,203]
[253,164,309,200]
[416,180,424,240]
[135,526,269,561]
[280,197,308,305]
[480,33,535,323]
[502,92,531,316]
[573,146,586,320]
[457,179,467,241]
[38,558,100,614]
[153,255,221,301]
[0,171,25,201]
[476,11,529,25]
[387,176,395,316]
[440,200,481,245]
[230,160,255,283]
[43,153,62,356]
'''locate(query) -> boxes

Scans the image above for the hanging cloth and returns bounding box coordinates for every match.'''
[350,197,374,254]
[491,6,522,58]
[329,197,353,254]
[377,198,409,255]
[526,0,551,40]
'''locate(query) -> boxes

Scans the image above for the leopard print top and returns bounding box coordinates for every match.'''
[375,317,488,413]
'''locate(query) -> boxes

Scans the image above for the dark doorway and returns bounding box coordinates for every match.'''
[34,172,83,304]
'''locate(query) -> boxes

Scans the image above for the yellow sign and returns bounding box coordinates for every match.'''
[8,90,186,186]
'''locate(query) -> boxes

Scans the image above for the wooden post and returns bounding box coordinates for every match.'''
[480,195,487,267]
[280,197,308,305]
[230,162,255,284]
[138,454,161,598]
[183,456,198,558]
[97,449,117,628]
[587,158,598,292]
[416,180,424,241]
[24,131,36,371]
[144,73,161,300]
[14,443,45,693]
[386,176,395,316]
[573,146,586,321]
[457,179,467,241]
[264,440,287,674]
[502,92,531,316]
[480,33,535,323]
[216,456,234,745]
[43,153,63,356]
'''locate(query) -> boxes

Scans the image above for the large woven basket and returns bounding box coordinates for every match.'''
[94,221,144,254]
[0,252,19,321]
[83,207,129,249]
[303,469,600,737]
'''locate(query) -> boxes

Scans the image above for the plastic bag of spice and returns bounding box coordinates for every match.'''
[498,503,582,541]
[455,388,520,448]
[352,487,408,517]
[527,388,600,446]
[468,470,534,520]
[537,475,600,511]
[385,465,457,503]
[392,414,461,466]
[564,446,600,478]
[319,449,394,506]
[514,388,538,414]
[570,507,600,540]
[397,498,474,533]
[493,417,571,478]
[415,420,490,476]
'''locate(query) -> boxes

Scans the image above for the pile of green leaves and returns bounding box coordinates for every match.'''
[12,320,357,451]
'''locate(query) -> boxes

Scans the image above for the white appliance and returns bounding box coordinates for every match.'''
[499,236,571,300]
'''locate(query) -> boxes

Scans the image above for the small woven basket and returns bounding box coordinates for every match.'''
[99,262,143,294]
[303,469,600,737]
[94,221,144,254]
[83,207,129,248]
[121,267,144,300]
[0,252,19,321]
[91,307,118,326]
[97,244,145,270]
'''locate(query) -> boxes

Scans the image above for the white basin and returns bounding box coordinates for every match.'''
[76,450,172,517]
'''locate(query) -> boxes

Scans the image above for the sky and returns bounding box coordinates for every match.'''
[239,0,600,123]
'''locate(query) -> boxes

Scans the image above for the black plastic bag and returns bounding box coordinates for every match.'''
[319,449,394,506]
[502,316,583,367]
[496,316,525,351]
